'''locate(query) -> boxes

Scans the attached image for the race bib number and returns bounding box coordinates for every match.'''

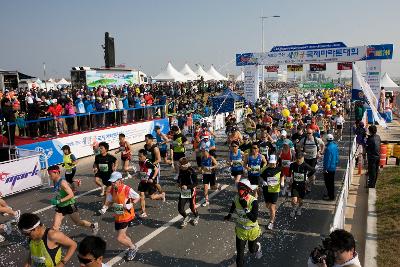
[203,167,212,174]
[293,172,304,182]
[267,176,279,186]
[180,189,192,199]
[113,203,124,215]
[282,160,291,167]
[65,169,72,175]
[250,165,260,174]
[139,172,149,181]
[260,147,268,155]
[31,255,46,266]
[98,164,109,172]
[232,160,242,167]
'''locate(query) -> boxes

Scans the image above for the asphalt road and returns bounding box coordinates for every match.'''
[0,125,352,267]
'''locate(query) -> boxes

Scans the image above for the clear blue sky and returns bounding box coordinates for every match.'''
[1,0,399,79]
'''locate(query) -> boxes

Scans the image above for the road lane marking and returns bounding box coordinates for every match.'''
[106,184,230,266]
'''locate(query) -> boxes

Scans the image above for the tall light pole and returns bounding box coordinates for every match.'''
[260,15,280,89]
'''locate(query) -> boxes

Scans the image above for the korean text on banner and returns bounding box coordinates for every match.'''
[366,60,381,105]
[243,65,259,103]
[310,64,326,71]
[287,65,303,72]
[265,65,279,72]
[0,156,42,197]
[337,62,353,70]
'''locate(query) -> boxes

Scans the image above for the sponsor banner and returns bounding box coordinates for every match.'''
[243,65,259,103]
[214,113,225,130]
[366,44,393,60]
[287,64,303,72]
[236,53,257,66]
[265,65,279,72]
[17,118,170,168]
[310,63,326,71]
[0,156,42,196]
[299,82,335,89]
[366,60,381,105]
[271,42,347,52]
[86,70,139,88]
[337,62,353,70]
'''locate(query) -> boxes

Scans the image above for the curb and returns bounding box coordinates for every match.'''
[364,188,377,267]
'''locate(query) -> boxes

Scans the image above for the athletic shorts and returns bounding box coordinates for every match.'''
[96,175,112,187]
[203,173,216,186]
[248,175,260,186]
[262,187,279,204]
[173,152,185,161]
[304,158,317,168]
[209,149,217,158]
[196,156,202,167]
[115,220,133,231]
[336,125,343,130]
[231,170,243,177]
[65,168,76,184]
[160,150,167,158]
[121,154,131,161]
[55,204,78,216]
[138,181,157,195]
[291,184,306,199]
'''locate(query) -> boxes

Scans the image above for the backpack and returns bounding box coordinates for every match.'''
[302,136,320,153]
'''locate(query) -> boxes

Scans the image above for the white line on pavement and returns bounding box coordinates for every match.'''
[106,184,230,266]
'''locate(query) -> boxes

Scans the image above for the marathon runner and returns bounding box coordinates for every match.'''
[144,134,164,195]
[155,125,172,164]
[260,155,284,230]
[115,133,132,179]
[18,212,77,267]
[243,114,256,141]
[98,171,140,261]
[136,149,165,218]
[171,125,188,180]
[239,134,252,155]
[243,142,267,198]
[48,165,99,234]
[61,145,80,192]
[177,157,199,228]
[0,192,20,222]
[200,148,219,207]
[278,141,296,197]
[93,142,117,199]
[224,179,262,267]
[288,152,316,217]
[228,141,244,185]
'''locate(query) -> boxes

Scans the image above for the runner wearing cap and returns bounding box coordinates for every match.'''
[288,152,316,217]
[275,130,294,156]
[228,141,244,185]
[224,179,262,266]
[93,142,118,199]
[98,171,140,261]
[199,132,216,157]
[260,155,284,230]
[115,133,132,179]
[200,148,219,207]
[61,145,81,192]
[243,142,267,198]
[18,212,77,267]
[177,157,199,227]
[278,140,296,197]
[48,165,99,234]
[323,134,339,201]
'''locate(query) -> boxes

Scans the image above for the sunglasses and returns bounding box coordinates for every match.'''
[77,255,95,265]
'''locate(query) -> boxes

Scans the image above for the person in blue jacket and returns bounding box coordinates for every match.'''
[84,95,95,129]
[323,134,339,201]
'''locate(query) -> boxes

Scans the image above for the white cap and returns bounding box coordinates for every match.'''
[52,99,57,103]
[269,155,277,164]
[281,130,287,136]
[327,134,334,141]
[238,179,257,190]
[77,95,82,98]
[108,171,123,182]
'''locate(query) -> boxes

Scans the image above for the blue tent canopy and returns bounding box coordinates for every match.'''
[211,88,245,114]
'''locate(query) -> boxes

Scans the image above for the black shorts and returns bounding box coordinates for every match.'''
[231,170,243,177]
[173,152,185,161]
[209,149,217,158]
[65,168,76,184]
[336,125,343,130]
[196,156,202,167]
[115,220,132,231]
[248,175,260,186]
[291,184,306,199]
[304,158,318,168]
[160,150,167,158]
[262,187,279,204]
[55,204,78,216]
[203,174,216,186]
[138,181,157,195]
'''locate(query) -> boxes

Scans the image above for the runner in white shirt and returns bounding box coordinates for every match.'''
[334,112,345,141]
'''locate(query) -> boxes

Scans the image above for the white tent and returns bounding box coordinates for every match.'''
[236,71,244,82]
[207,65,228,81]
[154,62,187,82]
[380,72,399,91]
[179,64,199,81]
[56,78,71,85]
[195,65,213,81]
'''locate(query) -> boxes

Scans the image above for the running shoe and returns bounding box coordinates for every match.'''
[173,174,179,181]
[127,174,132,179]
[201,200,209,207]
[14,210,20,223]
[0,234,4,243]
[192,216,199,226]
[125,245,138,261]
[4,222,12,235]
[296,208,302,216]
[181,216,191,228]
[161,192,166,202]
[290,209,296,218]
[100,186,106,196]
[91,222,99,235]
[139,212,148,218]
[267,221,274,230]
[255,242,262,259]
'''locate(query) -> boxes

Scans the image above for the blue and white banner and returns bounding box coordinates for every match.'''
[17,118,170,168]
[270,42,347,52]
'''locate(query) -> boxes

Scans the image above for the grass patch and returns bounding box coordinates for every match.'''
[376,166,400,267]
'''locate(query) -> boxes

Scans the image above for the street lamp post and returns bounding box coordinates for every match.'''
[260,15,280,90]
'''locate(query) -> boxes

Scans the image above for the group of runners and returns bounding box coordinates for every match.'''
[0,88,349,266]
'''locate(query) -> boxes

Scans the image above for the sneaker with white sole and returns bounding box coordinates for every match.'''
[181,216,191,228]
[0,234,4,243]
[255,242,262,259]
[201,200,209,207]
[3,222,12,235]
[125,245,138,261]
[290,209,296,218]
[91,222,99,235]
[192,216,199,226]
[267,221,274,230]
[127,173,132,179]
[296,208,302,216]
[139,212,148,218]
[161,192,166,202]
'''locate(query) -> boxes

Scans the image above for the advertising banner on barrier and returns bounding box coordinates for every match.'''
[337,62,353,70]
[265,65,279,72]
[17,118,170,168]
[287,64,303,72]
[0,156,42,196]
[243,65,259,103]
[310,63,326,71]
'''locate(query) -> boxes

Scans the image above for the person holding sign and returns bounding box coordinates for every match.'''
[176,157,199,228]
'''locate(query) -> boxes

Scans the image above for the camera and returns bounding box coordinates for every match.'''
[310,237,335,267]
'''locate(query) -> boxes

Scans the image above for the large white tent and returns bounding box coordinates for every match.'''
[194,65,213,81]
[207,65,228,81]
[180,64,198,81]
[154,62,187,82]
[380,72,399,91]
[56,78,71,85]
